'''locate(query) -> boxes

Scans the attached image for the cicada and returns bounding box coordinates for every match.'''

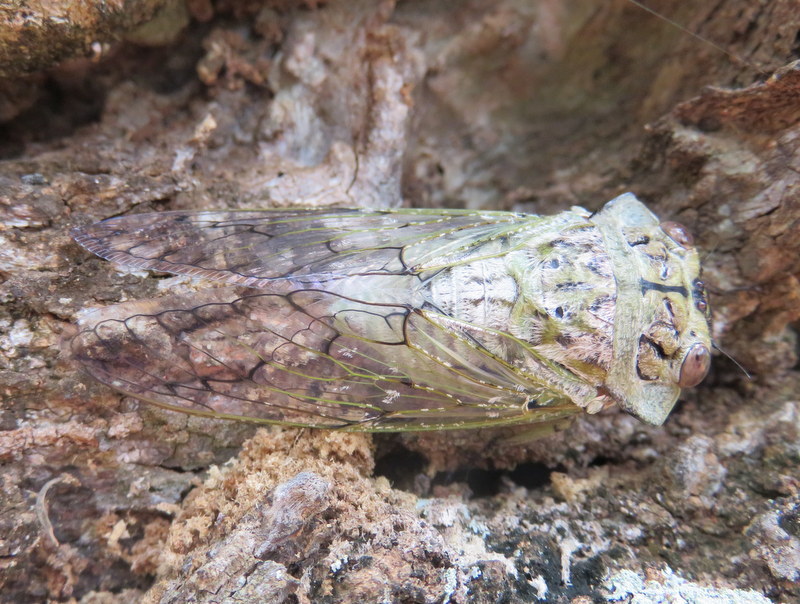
[71,193,711,431]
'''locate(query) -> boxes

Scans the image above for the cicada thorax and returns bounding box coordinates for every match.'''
[416,208,617,414]
[413,194,712,425]
[509,221,617,381]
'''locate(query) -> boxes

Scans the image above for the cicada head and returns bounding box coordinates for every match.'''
[592,194,712,425]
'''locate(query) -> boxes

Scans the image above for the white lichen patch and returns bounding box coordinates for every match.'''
[4,319,34,348]
[604,567,771,603]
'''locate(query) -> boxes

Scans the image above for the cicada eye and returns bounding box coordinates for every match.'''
[661,221,694,248]
[678,343,711,388]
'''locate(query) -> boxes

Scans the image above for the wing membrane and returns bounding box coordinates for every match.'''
[72,208,588,431]
[71,209,547,286]
[73,285,579,431]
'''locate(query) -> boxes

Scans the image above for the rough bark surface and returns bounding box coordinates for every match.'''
[1,0,798,602]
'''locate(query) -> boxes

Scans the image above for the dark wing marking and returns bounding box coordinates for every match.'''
[72,286,580,431]
[71,209,546,287]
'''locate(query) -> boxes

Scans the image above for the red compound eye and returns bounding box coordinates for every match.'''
[661,221,694,248]
[678,344,711,388]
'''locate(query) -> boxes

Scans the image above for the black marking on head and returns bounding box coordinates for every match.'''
[640,279,688,297]
[640,334,667,359]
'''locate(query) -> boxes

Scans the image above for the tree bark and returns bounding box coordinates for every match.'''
[1,1,798,602]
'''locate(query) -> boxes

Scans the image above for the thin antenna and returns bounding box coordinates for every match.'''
[626,0,764,75]
[712,341,753,380]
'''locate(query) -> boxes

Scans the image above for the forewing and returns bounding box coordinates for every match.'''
[71,209,538,286]
[72,285,580,431]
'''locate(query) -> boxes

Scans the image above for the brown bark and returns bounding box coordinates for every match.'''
[1,0,798,602]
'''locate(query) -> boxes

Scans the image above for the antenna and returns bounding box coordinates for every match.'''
[626,0,766,76]
[712,342,753,380]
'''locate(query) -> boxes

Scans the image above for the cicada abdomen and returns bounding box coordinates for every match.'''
[71,193,711,431]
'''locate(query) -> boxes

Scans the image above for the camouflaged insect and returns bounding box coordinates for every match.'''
[71,193,711,431]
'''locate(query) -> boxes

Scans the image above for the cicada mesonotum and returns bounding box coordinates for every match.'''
[71,193,711,431]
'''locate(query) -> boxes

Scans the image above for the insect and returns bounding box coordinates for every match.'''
[71,193,711,432]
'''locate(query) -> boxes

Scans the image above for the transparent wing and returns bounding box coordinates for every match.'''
[72,285,580,431]
[72,208,586,431]
[71,208,544,287]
